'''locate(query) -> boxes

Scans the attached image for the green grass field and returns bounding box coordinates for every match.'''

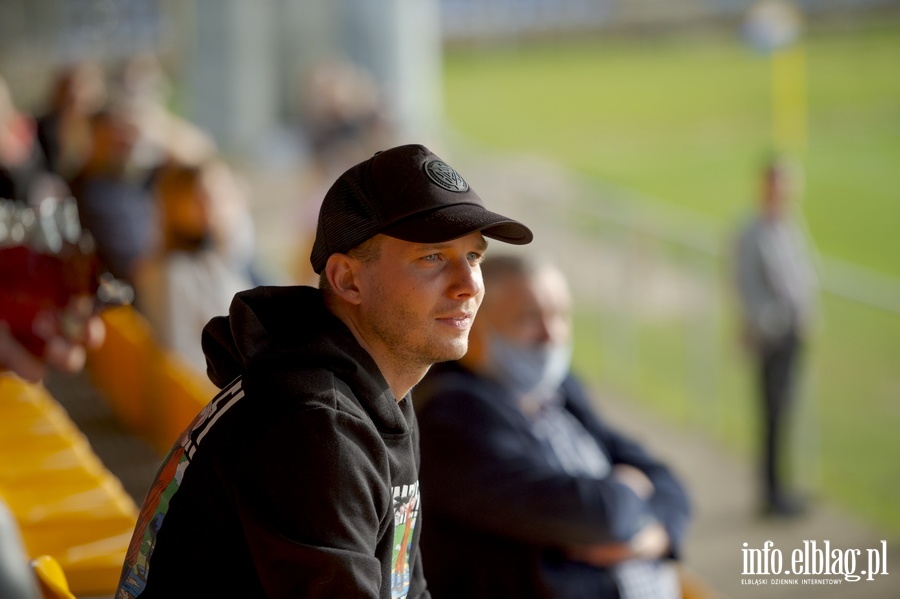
[442,15,900,535]
[443,18,900,278]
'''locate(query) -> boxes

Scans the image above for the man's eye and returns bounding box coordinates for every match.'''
[468,252,485,264]
[422,254,440,262]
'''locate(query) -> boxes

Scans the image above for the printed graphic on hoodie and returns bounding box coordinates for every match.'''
[391,481,421,599]
[116,378,246,599]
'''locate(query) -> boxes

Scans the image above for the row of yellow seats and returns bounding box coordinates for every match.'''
[87,305,217,454]
[0,374,139,597]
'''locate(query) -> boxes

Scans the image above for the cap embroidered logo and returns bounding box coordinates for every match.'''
[424,160,469,192]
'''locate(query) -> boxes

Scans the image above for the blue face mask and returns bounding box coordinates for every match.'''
[484,334,572,406]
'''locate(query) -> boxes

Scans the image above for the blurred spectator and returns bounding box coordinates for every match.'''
[112,52,217,168]
[193,157,264,286]
[0,75,67,205]
[414,255,691,599]
[35,60,108,184]
[1,194,114,383]
[134,160,254,374]
[291,58,395,285]
[69,106,160,286]
[732,155,818,517]
[300,58,392,176]
[0,195,108,599]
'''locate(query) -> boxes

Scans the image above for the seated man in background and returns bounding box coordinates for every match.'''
[134,159,254,374]
[414,254,691,599]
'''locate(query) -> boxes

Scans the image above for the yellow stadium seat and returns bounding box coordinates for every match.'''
[679,564,720,599]
[152,351,216,452]
[87,306,159,436]
[0,375,80,438]
[31,555,76,599]
[55,530,133,596]
[3,472,136,525]
[0,445,108,487]
[0,375,138,597]
[84,305,219,452]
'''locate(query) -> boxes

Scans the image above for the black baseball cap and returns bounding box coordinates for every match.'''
[310,144,533,273]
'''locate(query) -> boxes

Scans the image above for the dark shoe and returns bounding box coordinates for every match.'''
[763,493,808,518]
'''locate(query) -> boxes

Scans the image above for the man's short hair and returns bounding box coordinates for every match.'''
[317,235,384,293]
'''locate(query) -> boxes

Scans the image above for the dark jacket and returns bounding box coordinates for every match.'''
[116,285,429,598]
[413,361,691,599]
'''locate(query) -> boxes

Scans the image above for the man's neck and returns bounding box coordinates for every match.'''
[329,304,425,402]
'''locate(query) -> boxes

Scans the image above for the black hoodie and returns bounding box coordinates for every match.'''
[116,286,430,599]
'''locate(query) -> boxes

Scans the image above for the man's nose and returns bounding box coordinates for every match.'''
[537,314,570,346]
[450,260,482,299]
[535,318,552,344]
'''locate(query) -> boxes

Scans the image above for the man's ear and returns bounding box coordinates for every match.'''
[324,253,362,305]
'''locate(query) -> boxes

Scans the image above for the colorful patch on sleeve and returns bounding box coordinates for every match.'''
[390,481,421,599]
[116,378,245,598]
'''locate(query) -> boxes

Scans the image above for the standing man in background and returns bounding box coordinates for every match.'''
[733,155,818,517]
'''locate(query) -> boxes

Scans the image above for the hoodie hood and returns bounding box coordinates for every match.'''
[201,286,400,425]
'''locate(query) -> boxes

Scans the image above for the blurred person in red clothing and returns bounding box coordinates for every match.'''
[0,196,107,382]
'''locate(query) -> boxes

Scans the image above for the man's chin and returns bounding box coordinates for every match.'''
[430,340,469,365]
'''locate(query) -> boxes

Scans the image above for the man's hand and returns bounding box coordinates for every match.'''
[567,522,671,567]
[566,465,669,567]
[0,299,106,382]
[612,464,655,500]
[627,521,671,559]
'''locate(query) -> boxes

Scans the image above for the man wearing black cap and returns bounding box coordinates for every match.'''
[115,144,532,598]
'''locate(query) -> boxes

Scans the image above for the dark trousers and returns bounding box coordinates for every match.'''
[758,330,802,505]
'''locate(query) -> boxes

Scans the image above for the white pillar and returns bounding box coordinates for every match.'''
[184,0,279,156]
